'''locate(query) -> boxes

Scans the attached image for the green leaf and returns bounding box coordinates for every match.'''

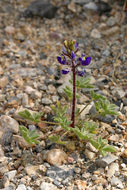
[49,135,66,145]
[19,125,40,145]
[94,99,118,117]
[83,121,98,134]
[90,139,100,149]
[18,110,43,123]
[102,145,117,153]
[18,110,32,120]
[75,77,94,89]
[90,91,107,101]
[72,127,94,140]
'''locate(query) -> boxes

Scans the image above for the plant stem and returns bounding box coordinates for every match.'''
[71,61,76,128]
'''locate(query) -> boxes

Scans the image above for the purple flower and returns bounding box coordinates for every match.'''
[77,69,85,77]
[71,52,76,59]
[75,42,78,50]
[62,47,67,54]
[61,68,70,74]
[57,55,66,65]
[79,54,91,66]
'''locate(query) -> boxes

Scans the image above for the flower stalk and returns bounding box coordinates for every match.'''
[71,61,76,128]
[57,40,91,128]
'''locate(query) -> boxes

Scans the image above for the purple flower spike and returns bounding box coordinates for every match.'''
[57,55,66,65]
[61,68,70,75]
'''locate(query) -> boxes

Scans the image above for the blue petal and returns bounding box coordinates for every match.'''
[61,69,70,74]
[75,42,78,49]
[62,47,67,54]
[77,70,85,77]
[84,57,91,65]
[81,57,91,66]
[71,52,76,59]
[81,53,85,57]
[78,57,82,62]
[57,56,62,63]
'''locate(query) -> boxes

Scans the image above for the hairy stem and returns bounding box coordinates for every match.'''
[71,62,76,128]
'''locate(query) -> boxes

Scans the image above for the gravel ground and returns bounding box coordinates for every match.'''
[0,0,127,189]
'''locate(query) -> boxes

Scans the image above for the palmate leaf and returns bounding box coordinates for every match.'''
[90,136,116,156]
[63,85,80,100]
[19,110,32,120]
[72,126,94,140]
[63,86,72,100]
[19,125,40,145]
[83,121,98,134]
[51,101,72,131]
[90,90,107,101]
[18,110,43,123]
[95,99,118,117]
[69,77,94,89]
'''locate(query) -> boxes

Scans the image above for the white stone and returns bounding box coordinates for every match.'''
[84,149,96,160]
[107,163,119,178]
[91,29,101,39]
[44,149,68,166]
[16,184,27,190]
[25,165,39,176]
[40,182,57,190]
[83,2,98,11]
[111,177,123,189]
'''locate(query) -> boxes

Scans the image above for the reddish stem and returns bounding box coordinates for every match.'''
[70,61,76,128]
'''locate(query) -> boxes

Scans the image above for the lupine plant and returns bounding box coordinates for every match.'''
[19,40,118,156]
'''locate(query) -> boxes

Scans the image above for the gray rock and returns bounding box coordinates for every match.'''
[123,98,127,106]
[57,75,71,97]
[46,166,75,180]
[106,16,116,27]
[112,88,126,99]
[24,0,57,19]
[40,182,57,190]
[41,98,52,105]
[21,93,29,106]
[53,180,62,188]
[95,155,118,168]
[0,186,15,190]
[3,131,13,146]
[0,115,19,134]
[74,0,91,5]
[102,49,110,57]
[4,170,17,181]
[111,177,123,189]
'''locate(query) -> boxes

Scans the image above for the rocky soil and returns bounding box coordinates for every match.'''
[0,0,127,189]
